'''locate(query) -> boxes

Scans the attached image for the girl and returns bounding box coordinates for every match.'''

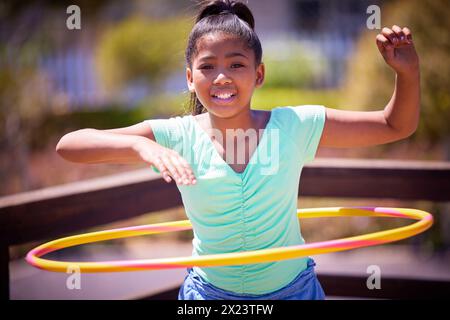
[56,0,420,300]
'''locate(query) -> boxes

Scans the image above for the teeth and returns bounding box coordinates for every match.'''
[214,93,234,99]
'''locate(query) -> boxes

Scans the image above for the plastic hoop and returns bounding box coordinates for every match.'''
[26,207,433,273]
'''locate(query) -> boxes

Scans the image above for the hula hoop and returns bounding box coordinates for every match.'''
[26,207,433,273]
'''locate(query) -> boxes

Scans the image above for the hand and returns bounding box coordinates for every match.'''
[133,138,196,185]
[376,25,419,75]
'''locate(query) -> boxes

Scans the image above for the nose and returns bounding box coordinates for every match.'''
[213,72,232,85]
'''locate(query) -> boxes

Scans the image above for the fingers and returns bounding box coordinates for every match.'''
[169,154,196,185]
[152,157,172,183]
[176,155,197,184]
[153,152,196,185]
[402,26,413,42]
[379,25,412,49]
[376,33,392,51]
[392,25,412,44]
[381,27,397,47]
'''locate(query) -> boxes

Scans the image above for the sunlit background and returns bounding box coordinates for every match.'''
[1,0,449,299]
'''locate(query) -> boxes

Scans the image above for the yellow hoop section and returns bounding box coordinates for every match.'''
[26,207,433,273]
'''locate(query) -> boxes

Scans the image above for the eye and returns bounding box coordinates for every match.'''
[198,63,244,70]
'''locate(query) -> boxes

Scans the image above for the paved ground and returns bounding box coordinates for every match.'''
[10,239,450,300]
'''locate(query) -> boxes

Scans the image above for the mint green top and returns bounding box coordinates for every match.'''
[144,105,326,294]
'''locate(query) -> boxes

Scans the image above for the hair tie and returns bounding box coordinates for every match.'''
[220,9,233,15]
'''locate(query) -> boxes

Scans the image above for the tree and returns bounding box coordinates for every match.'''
[95,15,191,92]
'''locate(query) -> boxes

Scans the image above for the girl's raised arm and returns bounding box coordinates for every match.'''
[318,25,420,149]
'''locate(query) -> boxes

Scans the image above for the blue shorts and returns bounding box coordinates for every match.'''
[178,258,325,300]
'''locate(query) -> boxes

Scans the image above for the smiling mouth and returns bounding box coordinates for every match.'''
[211,92,236,104]
[211,94,236,105]
[211,93,236,99]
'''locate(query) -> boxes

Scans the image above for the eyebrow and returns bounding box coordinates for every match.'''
[198,52,249,61]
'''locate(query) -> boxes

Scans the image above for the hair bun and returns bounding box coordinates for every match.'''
[196,0,255,30]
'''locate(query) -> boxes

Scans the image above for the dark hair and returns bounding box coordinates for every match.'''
[185,0,263,115]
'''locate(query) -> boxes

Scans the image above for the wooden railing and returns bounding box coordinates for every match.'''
[1,158,450,300]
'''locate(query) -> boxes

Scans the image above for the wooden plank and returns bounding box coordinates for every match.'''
[317,273,450,299]
[141,274,450,300]
[300,158,450,201]
[0,245,8,300]
[0,169,183,245]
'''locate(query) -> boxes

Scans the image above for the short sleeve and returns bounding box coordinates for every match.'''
[143,117,185,173]
[286,105,326,164]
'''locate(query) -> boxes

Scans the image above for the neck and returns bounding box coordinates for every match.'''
[206,108,258,136]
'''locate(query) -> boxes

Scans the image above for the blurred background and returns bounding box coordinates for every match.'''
[1,0,449,299]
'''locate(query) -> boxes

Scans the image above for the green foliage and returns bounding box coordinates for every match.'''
[0,51,57,153]
[341,0,450,145]
[32,106,144,150]
[95,15,192,90]
[262,39,327,89]
[135,92,189,117]
[31,94,187,150]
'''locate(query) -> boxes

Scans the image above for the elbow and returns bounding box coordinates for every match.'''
[55,134,67,156]
[404,119,419,138]
[55,136,66,155]
[55,134,73,160]
[397,124,418,140]
[408,124,418,138]
[55,129,92,162]
[386,117,419,141]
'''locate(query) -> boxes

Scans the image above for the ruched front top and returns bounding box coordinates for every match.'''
[144,105,325,294]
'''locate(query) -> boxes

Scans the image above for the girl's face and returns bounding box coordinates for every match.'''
[186,32,265,118]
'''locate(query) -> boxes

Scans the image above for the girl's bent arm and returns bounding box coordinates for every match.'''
[56,124,197,185]
[56,129,151,164]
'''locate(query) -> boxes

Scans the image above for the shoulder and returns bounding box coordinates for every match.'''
[268,105,324,125]
[284,105,325,117]
[146,113,192,129]
[192,112,208,124]
[144,113,193,145]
